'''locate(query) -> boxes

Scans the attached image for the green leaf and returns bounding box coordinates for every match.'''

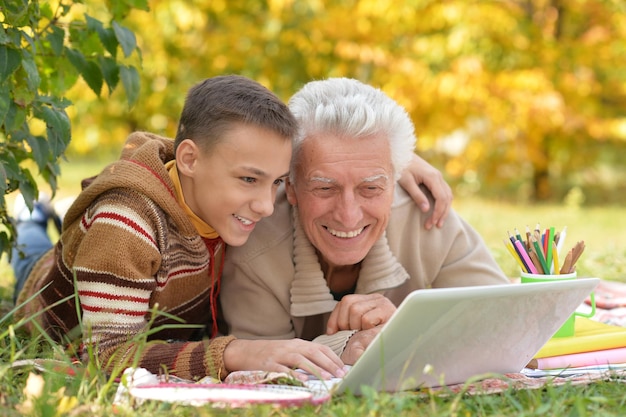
[1,25,22,45]
[4,97,27,129]
[0,83,10,126]
[0,232,12,260]
[10,49,38,107]
[0,45,21,82]
[99,56,120,93]
[65,47,103,95]
[82,59,104,96]
[41,105,71,156]
[0,150,21,178]
[119,65,140,107]
[39,2,54,20]
[0,163,7,196]
[68,22,104,56]
[20,52,41,89]
[87,15,118,57]
[43,56,80,95]
[32,101,71,159]
[1,0,29,26]
[0,26,9,44]
[112,21,137,58]
[85,14,102,32]
[40,160,61,194]
[25,133,51,170]
[18,169,39,212]
[38,94,72,110]
[47,25,65,56]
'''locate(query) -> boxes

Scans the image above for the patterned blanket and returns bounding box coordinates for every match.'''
[585,279,626,326]
[13,279,626,408]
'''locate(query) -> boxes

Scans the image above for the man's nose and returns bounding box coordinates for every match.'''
[333,191,362,227]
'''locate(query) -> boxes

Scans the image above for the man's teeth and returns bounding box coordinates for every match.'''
[234,214,253,225]
[327,227,364,238]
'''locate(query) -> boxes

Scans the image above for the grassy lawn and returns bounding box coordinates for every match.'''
[1,158,625,415]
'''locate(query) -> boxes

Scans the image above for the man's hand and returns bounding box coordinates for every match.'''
[398,153,453,230]
[326,293,396,335]
[340,327,381,365]
[223,338,347,381]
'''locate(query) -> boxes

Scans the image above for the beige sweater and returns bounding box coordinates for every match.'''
[221,185,510,355]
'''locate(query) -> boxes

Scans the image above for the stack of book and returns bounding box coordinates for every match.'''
[527,317,626,372]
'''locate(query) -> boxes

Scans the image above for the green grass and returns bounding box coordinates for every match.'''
[1,158,626,415]
[454,198,626,281]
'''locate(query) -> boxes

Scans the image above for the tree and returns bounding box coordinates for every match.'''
[0,0,146,257]
[111,0,624,203]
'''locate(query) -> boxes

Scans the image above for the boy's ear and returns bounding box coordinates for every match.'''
[285,178,297,206]
[176,139,199,176]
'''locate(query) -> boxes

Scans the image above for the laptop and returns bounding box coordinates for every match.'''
[309,278,599,395]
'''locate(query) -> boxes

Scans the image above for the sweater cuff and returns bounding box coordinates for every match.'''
[313,330,358,357]
[205,335,236,381]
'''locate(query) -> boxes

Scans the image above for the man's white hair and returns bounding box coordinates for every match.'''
[288,78,416,181]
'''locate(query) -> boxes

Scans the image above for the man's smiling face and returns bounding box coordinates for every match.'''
[286,133,395,268]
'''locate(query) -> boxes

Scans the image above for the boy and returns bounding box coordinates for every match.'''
[12,75,346,381]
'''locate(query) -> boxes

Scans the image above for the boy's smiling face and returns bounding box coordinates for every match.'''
[177,123,291,246]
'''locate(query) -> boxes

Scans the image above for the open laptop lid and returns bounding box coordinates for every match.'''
[333,278,600,395]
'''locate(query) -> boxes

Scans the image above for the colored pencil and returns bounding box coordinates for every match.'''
[556,226,567,257]
[515,239,538,274]
[504,239,528,273]
[546,226,555,273]
[552,241,560,274]
[530,236,550,274]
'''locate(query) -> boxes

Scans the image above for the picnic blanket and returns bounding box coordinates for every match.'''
[12,278,626,408]
[585,279,626,326]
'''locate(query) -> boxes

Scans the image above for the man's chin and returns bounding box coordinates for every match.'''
[322,252,368,268]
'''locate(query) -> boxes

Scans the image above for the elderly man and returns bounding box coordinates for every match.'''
[221,78,509,366]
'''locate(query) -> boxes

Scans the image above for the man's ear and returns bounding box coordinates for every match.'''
[176,139,199,176]
[285,178,298,206]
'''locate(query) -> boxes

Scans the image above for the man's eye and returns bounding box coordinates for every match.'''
[312,186,336,196]
[241,177,256,184]
[361,186,383,197]
[273,178,285,186]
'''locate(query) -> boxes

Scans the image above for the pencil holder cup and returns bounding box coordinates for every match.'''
[520,271,596,338]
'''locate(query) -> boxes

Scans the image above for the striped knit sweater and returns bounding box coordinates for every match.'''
[16,132,235,381]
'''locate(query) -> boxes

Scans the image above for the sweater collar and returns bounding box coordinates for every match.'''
[166,160,219,239]
[289,208,410,317]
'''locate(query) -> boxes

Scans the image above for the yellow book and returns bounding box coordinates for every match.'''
[535,317,626,358]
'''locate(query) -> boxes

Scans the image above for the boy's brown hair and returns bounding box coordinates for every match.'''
[174,75,297,152]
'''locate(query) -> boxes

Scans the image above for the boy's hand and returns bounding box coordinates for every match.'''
[223,338,347,381]
[326,293,396,335]
[398,153,453,230]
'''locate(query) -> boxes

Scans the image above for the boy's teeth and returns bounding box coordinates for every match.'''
[235,215,252,225]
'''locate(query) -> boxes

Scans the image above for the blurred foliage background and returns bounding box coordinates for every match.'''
[3,0,626,215]
[1,0,626,304]
[62,0,626,205]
